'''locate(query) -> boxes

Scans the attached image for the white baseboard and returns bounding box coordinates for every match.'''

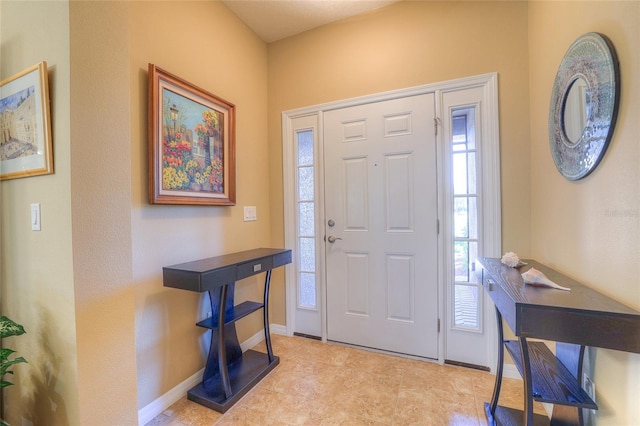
[269,323,288,336]
[137,324,286,425]
[137,367,204,425]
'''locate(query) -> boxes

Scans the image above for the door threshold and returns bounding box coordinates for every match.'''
[327,340,438,363]
[293,332,321,341]
[444,359,490,372]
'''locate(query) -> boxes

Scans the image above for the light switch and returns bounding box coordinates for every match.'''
[31,203,41,231]
[243,206,257,221]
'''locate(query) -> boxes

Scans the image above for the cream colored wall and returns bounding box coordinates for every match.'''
[267,0,532,334]
[128,1,271,409]
[0,1,80,424]
[2,0,272,419]
[528,2,639,424]
[69,2,139,424]
[2,0,637,423]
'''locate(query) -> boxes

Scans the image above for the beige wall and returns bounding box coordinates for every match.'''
[267,0,532,330]
[69,2,138,424]
[1,0,638,424]
[528,2,640,424]
[1,0,271,421]
[0,1,80,424]
[128,1,271,409]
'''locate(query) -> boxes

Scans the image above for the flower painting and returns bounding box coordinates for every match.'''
[148,64,235,205]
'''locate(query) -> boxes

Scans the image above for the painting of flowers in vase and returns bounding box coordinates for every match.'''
[148,64,235,205]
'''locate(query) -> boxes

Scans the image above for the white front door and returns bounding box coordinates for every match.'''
[323,94,439,359]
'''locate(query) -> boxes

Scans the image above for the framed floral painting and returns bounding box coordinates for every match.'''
[148,64,235,205]
[0,62,53,180]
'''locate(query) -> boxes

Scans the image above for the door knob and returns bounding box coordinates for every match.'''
[327,235,342,243]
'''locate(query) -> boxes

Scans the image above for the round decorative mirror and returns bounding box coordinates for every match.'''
[549,32,620,180]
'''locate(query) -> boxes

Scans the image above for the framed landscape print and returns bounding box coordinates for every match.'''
[148,64,236,205]
[0,62,53,180]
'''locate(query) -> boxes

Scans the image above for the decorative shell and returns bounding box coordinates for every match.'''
[521,268,571,291]
[501,252,521,267]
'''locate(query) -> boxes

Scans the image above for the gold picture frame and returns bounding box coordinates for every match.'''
[0,62,53,180]
[148,64,236,206]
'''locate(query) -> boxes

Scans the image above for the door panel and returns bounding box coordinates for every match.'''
[324,94,438,359]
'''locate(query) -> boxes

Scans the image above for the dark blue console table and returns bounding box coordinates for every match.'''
[477,257,640,426]
[163,248,292,413]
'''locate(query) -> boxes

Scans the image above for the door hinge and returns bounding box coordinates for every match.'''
[437,219,440,234]
[434,117,438,136]
[437,318,441,333]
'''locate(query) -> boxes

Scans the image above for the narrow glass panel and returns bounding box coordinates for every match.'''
[295,127,317,312]
[467,153,477,194]
[297,130,313,166]
[454,197,469,238]
[468,241,479,284]
[298,202,314,237]
[452,115,467,134]
[298,166,314,201]
[299,237,315,272]
[454,284,479,328]
[454,240,469,282]
[452,140,467,152]
[453,152,468,194]
[451,106,480,331]
[452,115,467,152]
[299,272,316,308]
[466,109,476,150]
[468,197,478,240]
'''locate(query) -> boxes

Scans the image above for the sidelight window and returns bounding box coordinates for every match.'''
[296,129,317,309]
[451,108,480,330]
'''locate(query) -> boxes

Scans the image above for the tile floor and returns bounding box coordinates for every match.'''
[147,334,546,425]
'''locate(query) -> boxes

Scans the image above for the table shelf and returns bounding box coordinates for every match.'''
[196,301,264,329]
[504,340,596,409]
[477,257,640,426]
[188,349,277,412]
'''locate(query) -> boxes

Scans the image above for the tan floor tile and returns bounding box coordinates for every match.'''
[158,397,222,426]
[343,347,407,376]
[308,406,390,425]
[146,336,540,426]
[394,387,480,426]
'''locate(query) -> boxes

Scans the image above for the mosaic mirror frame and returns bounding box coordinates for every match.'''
[549,32,620,180]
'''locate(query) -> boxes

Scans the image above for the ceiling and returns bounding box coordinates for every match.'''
[221,0,399,43]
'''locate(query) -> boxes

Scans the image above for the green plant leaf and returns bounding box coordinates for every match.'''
[0,348,16,361]
[0,316,26,339]
[0,379,15,388]
[0,316,27,392]
[0,356,27,374]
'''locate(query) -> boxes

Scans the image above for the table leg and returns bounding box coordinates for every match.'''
[519,336,535,426]
[217,285,233,398]
[263,270,274,363]
[202,283,241,394]
[489,306,504,415]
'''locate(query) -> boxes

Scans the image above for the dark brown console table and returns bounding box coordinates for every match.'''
[476,257,640,426]
[163,248,292,413]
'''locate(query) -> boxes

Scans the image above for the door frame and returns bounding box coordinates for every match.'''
[282,73,501,367]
